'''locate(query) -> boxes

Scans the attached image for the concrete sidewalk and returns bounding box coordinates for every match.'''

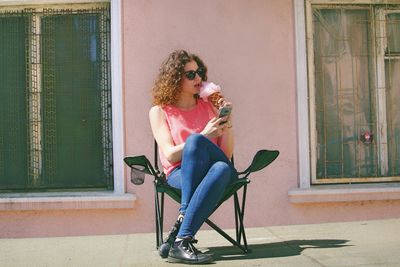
[1,218,400,267]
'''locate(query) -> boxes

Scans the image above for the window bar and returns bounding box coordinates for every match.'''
[27,9,43,186]
[352,45,359,178]
[42,9,57,184]
[375,8,389,177]
[99,7,113,186]
[367,5,379,178]
[307,2,318,183]
[385,11,393,176]
[385,10,400,176]
[338,10,344,179]
[354,55,361,178]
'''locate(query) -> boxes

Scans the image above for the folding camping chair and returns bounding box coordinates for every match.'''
[124,141,279,254]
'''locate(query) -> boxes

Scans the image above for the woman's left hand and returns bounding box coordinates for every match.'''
[218,98,233,129]
[216,98,234,159]
[217,97,232,109]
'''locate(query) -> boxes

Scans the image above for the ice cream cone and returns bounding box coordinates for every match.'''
[207,92,223,108]
[199,82,224,108]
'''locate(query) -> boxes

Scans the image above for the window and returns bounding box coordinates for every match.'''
[306,1,400,184]
[0,3,113,191]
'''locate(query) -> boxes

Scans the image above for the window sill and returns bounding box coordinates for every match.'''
[0,192,136,211]
[288,183,400,204]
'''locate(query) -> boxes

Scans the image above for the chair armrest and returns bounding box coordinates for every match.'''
[123,155,156,176]
[238,150,279,178]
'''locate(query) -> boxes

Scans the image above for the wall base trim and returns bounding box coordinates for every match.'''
[289,183,400,203]
[0,192,136,211]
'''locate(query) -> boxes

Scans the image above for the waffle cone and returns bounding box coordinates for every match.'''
[208,92,223,108]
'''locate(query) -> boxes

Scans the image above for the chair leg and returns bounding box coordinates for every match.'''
[204,185,249,253]
[205,218,248,253]
[154,183,165,248]
[159,192,165,245]
[234,193,240,243]
[154,189,160,248]
[234,185,249,252]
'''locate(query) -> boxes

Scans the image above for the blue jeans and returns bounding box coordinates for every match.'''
[167,134,238,239]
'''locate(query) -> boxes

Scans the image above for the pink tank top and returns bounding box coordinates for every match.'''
[160,99,218,176]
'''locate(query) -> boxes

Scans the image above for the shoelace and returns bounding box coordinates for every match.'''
[182,239,200,256]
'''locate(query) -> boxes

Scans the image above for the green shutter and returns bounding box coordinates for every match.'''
[0,6,112,192]
[0,16,29,190]
[41,13,113,189]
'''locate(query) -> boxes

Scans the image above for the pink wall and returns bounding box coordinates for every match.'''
[122,0,400,233]
[123,0,298,232]
[1,0,400,238]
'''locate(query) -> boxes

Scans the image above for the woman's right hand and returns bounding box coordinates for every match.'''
[200,117,226,139]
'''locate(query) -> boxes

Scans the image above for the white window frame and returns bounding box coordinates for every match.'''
[295,0,312,188]
[0,0,131,210]
[295,0,400,188]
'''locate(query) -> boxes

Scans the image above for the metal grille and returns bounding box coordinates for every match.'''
[26,9,42,186]
[0,4,113,191]
[311,4,400,183]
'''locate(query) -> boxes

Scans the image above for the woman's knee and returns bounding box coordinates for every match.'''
[184,134,209,155]
[186,133,208,147]
[211,161,232,181]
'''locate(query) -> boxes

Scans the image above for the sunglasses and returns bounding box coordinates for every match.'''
[184,67,206,80]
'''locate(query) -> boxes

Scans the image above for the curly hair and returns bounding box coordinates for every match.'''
[152,50,208,106]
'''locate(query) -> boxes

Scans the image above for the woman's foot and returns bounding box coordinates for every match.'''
[167,238,213,264]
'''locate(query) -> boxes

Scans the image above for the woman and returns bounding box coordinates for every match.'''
[149,50,237,264]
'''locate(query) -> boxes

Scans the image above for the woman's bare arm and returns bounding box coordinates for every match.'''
[149,106,184,164]
[218,123,234,159]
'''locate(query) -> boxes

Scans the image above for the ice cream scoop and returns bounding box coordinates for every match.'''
[199,82,224,108]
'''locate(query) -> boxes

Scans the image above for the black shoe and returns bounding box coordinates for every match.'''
[167,238,213,264]
[159,214,184,258]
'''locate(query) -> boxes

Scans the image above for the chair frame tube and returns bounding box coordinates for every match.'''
[154,182,249,253]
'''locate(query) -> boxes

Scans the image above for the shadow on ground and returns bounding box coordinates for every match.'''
[206,239,351,262]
